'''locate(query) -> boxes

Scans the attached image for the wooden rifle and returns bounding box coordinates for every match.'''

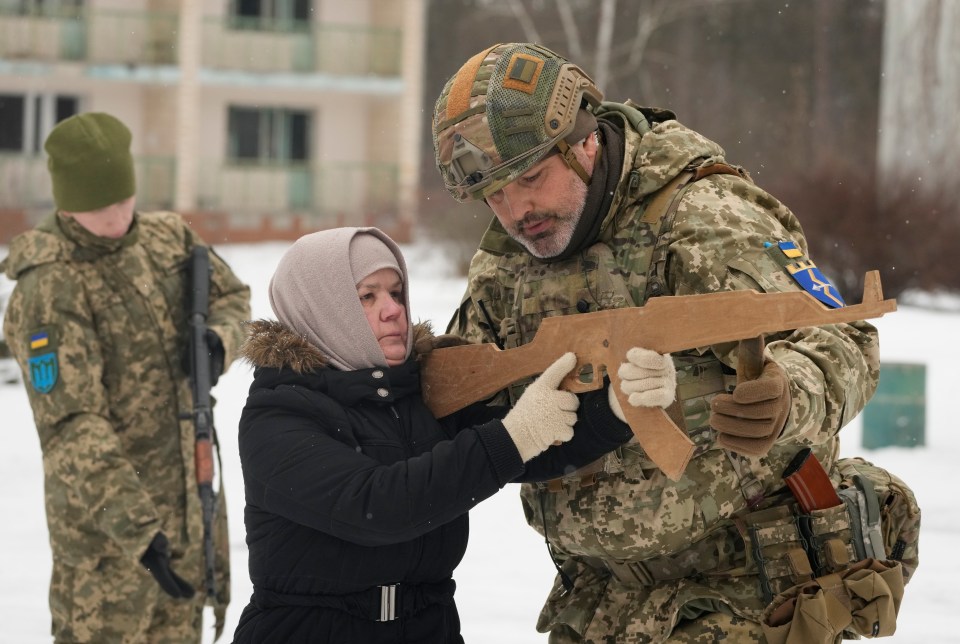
[421,271,896,481]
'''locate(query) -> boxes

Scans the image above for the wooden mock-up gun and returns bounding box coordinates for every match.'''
[421,271,896,481]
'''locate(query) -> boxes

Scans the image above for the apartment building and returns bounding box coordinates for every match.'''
[0,0,426,243]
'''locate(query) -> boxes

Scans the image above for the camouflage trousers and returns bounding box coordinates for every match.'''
[50,556,203,643]
[547,612,766,644]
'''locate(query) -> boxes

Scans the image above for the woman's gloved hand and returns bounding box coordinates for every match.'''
[502,352,580,461]
[608,347,677,422]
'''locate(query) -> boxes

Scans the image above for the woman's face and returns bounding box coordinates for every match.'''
[357,267,408,366]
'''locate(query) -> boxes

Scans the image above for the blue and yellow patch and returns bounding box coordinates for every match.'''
[787,261,846,308]
[30,331,50,350]
[28,353,58,394]
[777,240,803,258]
[26,327,59,394]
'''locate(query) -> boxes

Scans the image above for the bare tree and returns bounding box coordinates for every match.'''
[473,0,748,95]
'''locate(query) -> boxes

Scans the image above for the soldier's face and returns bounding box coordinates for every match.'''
[357,268,409,367]
[486,135,598,259]
[62,196,135,239]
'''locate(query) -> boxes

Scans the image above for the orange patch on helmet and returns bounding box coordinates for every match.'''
[502,53,544,94]
[446,44,499,121]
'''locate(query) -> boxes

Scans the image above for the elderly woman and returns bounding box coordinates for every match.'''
[231,227,635,643]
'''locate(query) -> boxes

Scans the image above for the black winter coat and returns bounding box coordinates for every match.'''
[232,321,631,643]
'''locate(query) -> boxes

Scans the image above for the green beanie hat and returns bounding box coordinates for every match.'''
[45,112,136,212]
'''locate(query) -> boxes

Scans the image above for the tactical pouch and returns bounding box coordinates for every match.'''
[741,468,911,605]
[761,558,904,644]
[836,457,921,584]
[740,502,815,603]
[750,457,919,641]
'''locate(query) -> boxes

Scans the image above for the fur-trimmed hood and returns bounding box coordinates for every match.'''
[239,319,435,372]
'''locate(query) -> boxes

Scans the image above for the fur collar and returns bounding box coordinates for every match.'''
[240,319,435,372]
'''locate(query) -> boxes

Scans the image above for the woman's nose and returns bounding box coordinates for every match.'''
[380,298,403,319]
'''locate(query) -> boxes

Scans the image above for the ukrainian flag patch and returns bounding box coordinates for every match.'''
[787,261,846,308]
[30,331,50,350]
[778,241,803,258]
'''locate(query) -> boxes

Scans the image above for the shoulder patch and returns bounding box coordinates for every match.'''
[777,240,803,258]
[786,260,845,308]
[26,327,59,394]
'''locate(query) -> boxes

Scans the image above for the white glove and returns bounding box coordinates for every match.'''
[502,352,580,462]
[608,347,677,422]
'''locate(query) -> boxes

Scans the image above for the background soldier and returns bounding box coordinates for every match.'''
[1,112,250,643]
[431,43,919,642]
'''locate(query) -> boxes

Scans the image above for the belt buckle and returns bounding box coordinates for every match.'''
[377,584,398,622]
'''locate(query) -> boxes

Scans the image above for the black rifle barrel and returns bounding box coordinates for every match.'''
[188,246,217,599]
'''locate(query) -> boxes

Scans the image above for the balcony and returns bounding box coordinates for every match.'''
[0,154,398,224]
[0,7,178,65]
[0,7,401,76]
[202,18,401,76]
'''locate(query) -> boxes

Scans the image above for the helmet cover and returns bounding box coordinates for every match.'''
[432,42,603,202]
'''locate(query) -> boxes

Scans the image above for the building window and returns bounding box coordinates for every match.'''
[3,0,84,17]
[231,0,310,32]
[0,93,78,153]
[227,107,311,163]
[0,96,25,152]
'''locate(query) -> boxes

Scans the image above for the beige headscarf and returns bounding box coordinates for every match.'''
[268,227,412,371]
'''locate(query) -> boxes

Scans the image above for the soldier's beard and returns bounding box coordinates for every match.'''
[509,180,588,259]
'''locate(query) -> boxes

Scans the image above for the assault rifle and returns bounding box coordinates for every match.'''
[187,246,217,599]
[421,271,896,481]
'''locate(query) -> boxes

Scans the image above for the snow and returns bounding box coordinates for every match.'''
[0,240,955,643]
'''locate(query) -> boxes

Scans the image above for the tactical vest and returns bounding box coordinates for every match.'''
[495,134,750,475]
[458,103,912,639]
[465,104,819,568]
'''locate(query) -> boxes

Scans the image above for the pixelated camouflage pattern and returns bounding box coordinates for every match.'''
[49,555,202,643]
[448,101,885,641]
[433,43,601,202]
[1,210,250,640]
[837,457,921,584]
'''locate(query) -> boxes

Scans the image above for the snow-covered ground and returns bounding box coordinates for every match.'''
[0,240,955,643]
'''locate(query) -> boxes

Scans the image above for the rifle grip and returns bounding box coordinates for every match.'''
[612,385,694,481]
[737,335,766,383]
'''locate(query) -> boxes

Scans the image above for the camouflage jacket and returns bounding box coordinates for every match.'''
[1,211,249,599]
[448,102,881,638]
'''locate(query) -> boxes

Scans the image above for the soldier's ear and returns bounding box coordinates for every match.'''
[582,130,600,162]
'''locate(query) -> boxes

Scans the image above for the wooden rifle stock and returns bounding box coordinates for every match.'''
[421,271,896,481]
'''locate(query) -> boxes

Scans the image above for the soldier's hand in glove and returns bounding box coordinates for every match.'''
[502,352,580,462]
[710,360,791,456]
[204,329,225,386]
[140,532,196,599]
[414,333,470,356]
[182,329,225,386]
[608,347,677,422]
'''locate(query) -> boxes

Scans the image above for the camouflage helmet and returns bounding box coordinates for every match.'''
[432,42,603,202]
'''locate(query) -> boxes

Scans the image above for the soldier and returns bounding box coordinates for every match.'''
[1,112,250,643]
[431,43,919,642]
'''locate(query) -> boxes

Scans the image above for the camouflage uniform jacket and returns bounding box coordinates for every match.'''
[1,211,249,603]
[448,102,881,640]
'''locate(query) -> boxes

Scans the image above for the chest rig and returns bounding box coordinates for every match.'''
[499,161,748,474]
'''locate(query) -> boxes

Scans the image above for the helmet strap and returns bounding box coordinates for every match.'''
[555,138,592,185]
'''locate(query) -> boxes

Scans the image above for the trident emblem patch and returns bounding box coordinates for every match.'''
[28,352,58,394]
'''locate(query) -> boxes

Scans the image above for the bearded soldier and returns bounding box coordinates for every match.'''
[2,112,250,642]
[431,43,919,643]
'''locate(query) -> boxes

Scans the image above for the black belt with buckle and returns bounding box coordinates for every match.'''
[253,578,456,622]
